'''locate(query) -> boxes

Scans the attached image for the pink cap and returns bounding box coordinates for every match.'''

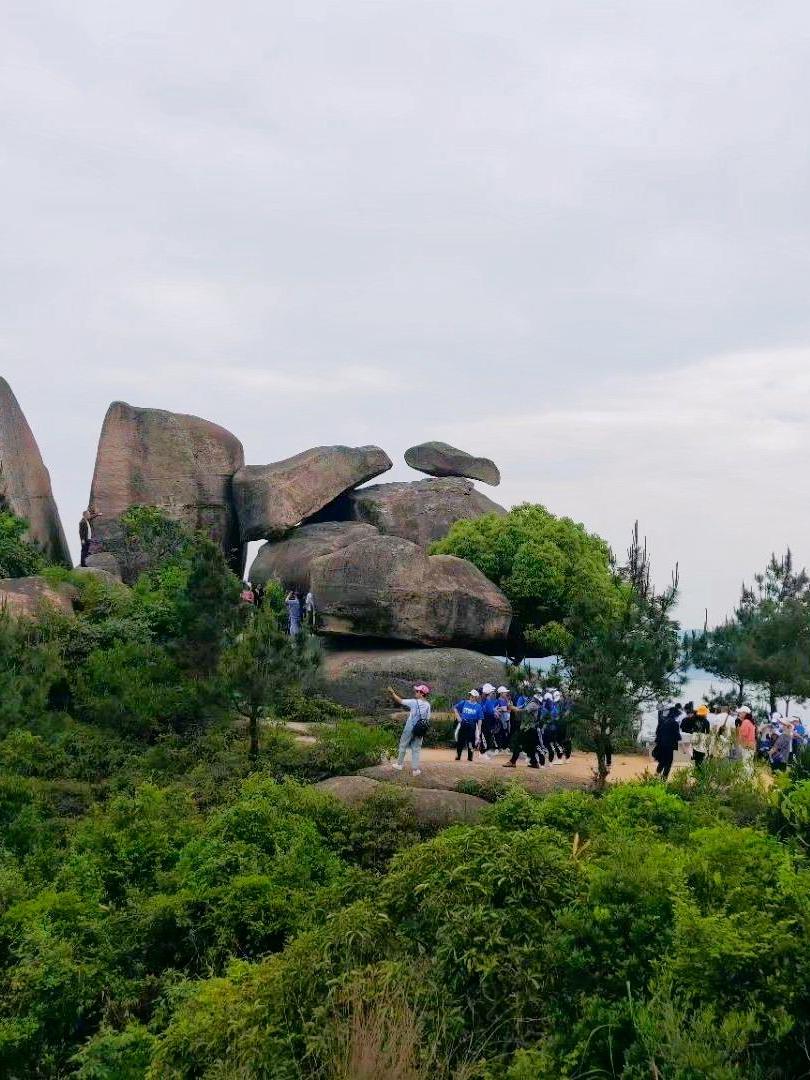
[413,683,431,695]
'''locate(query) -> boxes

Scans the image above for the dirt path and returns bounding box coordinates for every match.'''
[361,746,686,793]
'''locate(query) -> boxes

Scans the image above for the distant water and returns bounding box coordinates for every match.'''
[519,660,810,722]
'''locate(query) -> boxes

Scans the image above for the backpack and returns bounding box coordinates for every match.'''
[412,701,431,738]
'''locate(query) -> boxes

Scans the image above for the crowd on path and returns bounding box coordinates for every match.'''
[386,682,575,777]
[652,701,808,778]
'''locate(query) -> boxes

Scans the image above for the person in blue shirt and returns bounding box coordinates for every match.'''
[453,690,484,762]
[480,684,499,756]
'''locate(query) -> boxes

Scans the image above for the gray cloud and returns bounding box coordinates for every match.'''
[2,1,809,625]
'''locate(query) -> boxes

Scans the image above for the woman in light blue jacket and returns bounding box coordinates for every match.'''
[388,684,431,777]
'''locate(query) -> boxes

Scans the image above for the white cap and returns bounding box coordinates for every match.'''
[497,685,509,694]
[469,689,480,698]
[552,690,562,701]
[481,683,496,694]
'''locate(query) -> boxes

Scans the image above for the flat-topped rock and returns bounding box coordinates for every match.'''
[311,477,505,547]
[316,775,488,827]
[88,401,245,582]
[83,552,123,581]
[233,445,392,542]
[310,533,511,650]
[0,379,70,566]
[321,645,507,711]
[249,521,379,592]
[0,576,77,619]
[405,441,500,486]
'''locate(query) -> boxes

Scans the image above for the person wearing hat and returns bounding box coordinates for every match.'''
[736,706,757,763]
[504,690,547,770]
[480,684,499,757]
[770,718,794,772]
[453,690,484,762]
[388,684,431,777]
[690,705,712,767]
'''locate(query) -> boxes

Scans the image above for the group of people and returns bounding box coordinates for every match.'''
[239,582,316,635]
[653,701,808,779]
[387,681,575,777]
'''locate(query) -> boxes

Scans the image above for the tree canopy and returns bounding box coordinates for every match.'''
[431,503,618,656]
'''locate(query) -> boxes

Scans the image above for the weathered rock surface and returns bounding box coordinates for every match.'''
[249,521,379,592]
[233,445,391,541]
[0,576,77,619]
[0,379,70,566]
[405,441,500,486]
[88,401,245,581]
[316,775,488,826]
[310,534,511,650]
[321,645,507,711]
[311,477,505,547]
[74,565,123,587]
[83,552,123,581]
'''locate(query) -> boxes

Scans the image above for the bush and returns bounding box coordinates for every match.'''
[600,781,691,837]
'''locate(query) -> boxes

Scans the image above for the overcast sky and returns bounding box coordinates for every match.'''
[2,1,810,627]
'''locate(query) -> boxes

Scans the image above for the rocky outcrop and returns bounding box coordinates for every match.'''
[405,441,500,486]
[311,477,505,547]
[249,521,379,592]
[233,445,391,542]
[84,552,123,581]
[0,379,70,566]
[310,534,511,650]
[0,576,77,619]
[88,402,245,581]
[320,645,508,711]
[316,775,488,826]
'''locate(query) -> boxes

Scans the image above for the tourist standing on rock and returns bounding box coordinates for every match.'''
[304,590,316,630]
[79,508,98,567]
[653,705,681,779]
[285,591,301,635]
[453,690,483,762]
[388,683,431,777]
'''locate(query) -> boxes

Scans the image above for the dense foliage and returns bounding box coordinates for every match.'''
[431,503,617,656]
[0,509,45,578]
[3,505,810,1077]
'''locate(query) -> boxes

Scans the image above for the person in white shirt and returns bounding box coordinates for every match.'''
[388,684,431,777]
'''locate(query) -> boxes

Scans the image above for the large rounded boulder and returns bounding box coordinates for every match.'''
[310,534,511,650]
[249,521,379,592]
[405,440,501,486]
[311,477,505,547]
[88,401,245,581]
[0,576,77,619]
[316,775,488,827]
[321,645,508,711]
[0,378,70,566]
[233,445,392,541]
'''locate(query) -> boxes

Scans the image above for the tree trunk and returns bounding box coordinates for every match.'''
[594,721,610,788]
[785,698,791,719]
[249,713,259,759]
[769,687,777,716]
[737,681,745,706]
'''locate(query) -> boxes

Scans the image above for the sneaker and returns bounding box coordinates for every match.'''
[528,762,540,769]
[391,762,403,771]
[502,762,517,768]
[412,769,422,777]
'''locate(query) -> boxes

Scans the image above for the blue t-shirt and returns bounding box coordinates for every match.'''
[455,701,484,727]
[482,698,498,723]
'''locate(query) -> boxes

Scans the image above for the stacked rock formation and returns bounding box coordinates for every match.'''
[246,440,512,709]
[88,402,246,582]
[0,378,70,566]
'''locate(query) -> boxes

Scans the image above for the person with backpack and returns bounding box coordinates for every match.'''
[453,690,484,762]
[388,683,431,777]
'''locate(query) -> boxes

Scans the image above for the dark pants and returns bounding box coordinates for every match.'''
[656,750,675,779]
[510,726,545,767]
[692,750,706,767]
[80,540,90,567]
[772,760,788,773]
[481,719,497,753]
[455,724,476,761]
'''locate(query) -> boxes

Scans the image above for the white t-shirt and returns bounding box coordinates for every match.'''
[402,699,431,727]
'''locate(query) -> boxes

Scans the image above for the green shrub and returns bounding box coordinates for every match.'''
[600,780,690,837]
[73,1024,157,1079]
